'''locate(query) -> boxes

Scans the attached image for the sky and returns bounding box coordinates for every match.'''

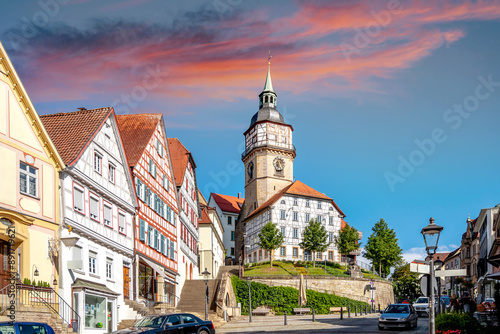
[2,0,500,265]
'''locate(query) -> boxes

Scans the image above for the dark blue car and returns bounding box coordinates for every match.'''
[0,322,56,334]
[112,314,215,334]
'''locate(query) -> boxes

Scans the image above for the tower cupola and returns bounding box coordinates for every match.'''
[258,61,277,109]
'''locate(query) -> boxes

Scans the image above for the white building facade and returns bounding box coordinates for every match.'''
[208,193,244,263]
[199,205,225,278]
[42,108,137,334]
[167,138,200,292]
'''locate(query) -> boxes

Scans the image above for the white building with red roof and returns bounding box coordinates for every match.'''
[236,61,350,264]
[167,138,200,292]
[208,193,244,264]
[41,107,138,334]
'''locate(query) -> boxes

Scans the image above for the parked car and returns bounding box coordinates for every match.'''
[378,304,418,330]
[412,296,438,317]
[111,314,215,334]
[0,322,56,334]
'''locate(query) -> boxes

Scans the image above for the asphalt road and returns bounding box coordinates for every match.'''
[218,313,431,334]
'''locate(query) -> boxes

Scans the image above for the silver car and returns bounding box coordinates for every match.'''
[379,304,418,330]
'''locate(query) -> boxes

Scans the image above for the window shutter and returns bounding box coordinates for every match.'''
[160,235,165,254]
[166,238,170,257]
[170,240,175,260]
[139,220,145,241]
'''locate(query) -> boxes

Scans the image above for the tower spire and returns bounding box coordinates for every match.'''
[259,51,277,109]
[263,51,274,92]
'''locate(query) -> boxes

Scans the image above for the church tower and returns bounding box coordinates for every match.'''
[242,60,296,217]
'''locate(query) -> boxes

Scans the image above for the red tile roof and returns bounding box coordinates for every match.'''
[116,114,161,167]
[199,204,212,224]
[167,138,194,187]
[210,193,244,214]
[245,180,345,221]
[40,108,112,166]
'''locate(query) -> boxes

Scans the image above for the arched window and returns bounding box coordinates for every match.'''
[270,96,274,103]
[265,96,268,103]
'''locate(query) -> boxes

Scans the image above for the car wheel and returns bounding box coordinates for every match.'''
[198,330,209,334]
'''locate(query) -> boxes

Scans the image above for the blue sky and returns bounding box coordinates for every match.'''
[2,0,500,263]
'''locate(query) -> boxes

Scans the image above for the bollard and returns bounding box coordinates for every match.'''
[224,310,227,322]
[365,304,367,315]
[355,305,357,316]
[312,308,315,322]
[284,311,287,325]
[340,306,343,320]
[378,304,380,313]
[348,306,351,318]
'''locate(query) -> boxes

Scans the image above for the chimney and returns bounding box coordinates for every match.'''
[237,192,241,199]
[77,107,87,111]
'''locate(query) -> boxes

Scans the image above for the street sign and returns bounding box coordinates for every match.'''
[410,262,430,274]
[419,275,437,296]
[435,269,466,277]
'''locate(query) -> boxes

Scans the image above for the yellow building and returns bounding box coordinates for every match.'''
[0,41,64,291]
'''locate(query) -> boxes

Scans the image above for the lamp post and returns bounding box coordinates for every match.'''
[421,217,444,334]
[434,259,443,315]
[202,268,211,321]
[247,280,252,322]
[305,265,308,290]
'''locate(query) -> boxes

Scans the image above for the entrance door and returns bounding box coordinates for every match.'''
[123,267,130,299]
[0,241,10,288]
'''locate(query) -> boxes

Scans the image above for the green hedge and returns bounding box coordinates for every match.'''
[231,276,369,315]
[436,313,483,334]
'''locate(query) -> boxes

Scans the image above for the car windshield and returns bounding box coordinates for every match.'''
[135,316,166,328]
[415,297,428,303]
[385,305,409,314]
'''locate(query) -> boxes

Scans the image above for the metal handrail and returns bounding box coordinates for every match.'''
[4,284,80,334]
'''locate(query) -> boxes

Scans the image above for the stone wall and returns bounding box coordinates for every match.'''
[252,276,394,308]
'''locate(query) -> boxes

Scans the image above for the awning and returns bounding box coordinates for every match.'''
[485,272,500,280]
[72,278,119,295]
[139,256,177,284]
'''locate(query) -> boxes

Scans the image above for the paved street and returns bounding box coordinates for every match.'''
[218,313,430,334]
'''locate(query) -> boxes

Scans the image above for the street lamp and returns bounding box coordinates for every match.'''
[434,258,444,315]
[305,265,308,290]
[202,268,211,321]
[32,264,39,282]
[421,217,443,334]
[247,280,252,323]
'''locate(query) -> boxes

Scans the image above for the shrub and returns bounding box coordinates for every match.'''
[436,312,483,334]
[230,276,368,315]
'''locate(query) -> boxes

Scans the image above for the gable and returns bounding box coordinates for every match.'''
[0,42,63,167]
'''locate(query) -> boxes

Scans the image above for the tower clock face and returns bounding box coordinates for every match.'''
[247,161,254,178]
[273,157,285,171]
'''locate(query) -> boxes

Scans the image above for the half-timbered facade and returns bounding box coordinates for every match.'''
[41,107,137,334]
[167,138,200,290]
[237,62,352,265]
[116,114,179,304]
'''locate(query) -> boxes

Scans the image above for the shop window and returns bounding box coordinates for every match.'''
[84,294,106,329]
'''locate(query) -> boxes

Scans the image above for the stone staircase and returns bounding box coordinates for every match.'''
[177,279,225,327]
[1,305,74,334]
[117,299,179,330]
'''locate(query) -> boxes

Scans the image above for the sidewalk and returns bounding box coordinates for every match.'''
[217,312,380,333]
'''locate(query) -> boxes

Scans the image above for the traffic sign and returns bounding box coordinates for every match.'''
[419,275,437,296]
[435,269,466,277]
[410,262,430,274]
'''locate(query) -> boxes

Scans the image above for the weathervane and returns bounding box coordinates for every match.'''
[268,50,272,65]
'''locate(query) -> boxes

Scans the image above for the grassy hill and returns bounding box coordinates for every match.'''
[243,260,379,279]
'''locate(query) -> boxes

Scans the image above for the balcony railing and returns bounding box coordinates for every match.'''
[242,142,296,158]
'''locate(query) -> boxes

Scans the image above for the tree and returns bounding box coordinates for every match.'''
[334,223,361,270]
[257,222,284,268]
[392,263,421,301]
[300,219,329,267]
[364,219,403,277]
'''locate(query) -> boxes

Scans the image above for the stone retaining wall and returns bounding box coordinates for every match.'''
[251,276,394,308]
